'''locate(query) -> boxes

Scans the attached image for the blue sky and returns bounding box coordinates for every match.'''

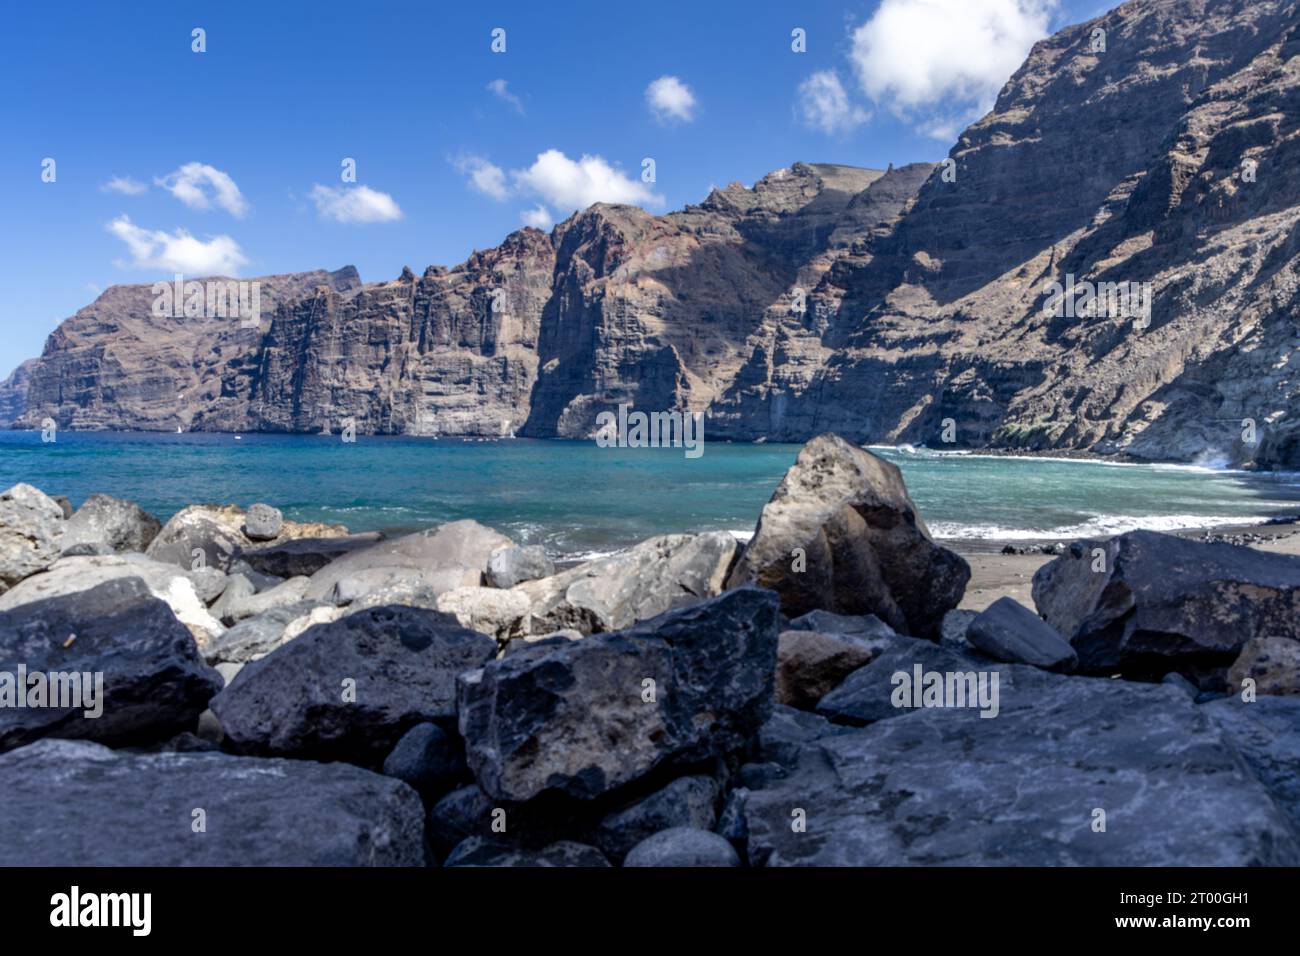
[0,0,1107,376]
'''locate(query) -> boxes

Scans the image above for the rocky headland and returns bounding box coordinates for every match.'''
[2,432,1299,866]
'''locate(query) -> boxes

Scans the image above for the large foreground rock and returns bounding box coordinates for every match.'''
[514,531,737,635]
[0,578,222,752]
[211,605,496,763]
[61,493,161,555]
[745,672,1300,865]
[305,520,512,600]
[0,483,65,593]
[0,553,224,646]
[1032,530,1300,674]
[1206,696,1300,832]
[726,434,968,637]
[1228,636,1300,697]
[0,739,425,865]
[458,587,781,802]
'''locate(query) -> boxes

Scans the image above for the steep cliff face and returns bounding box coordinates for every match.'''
[709,0,1300,469]
[14,0,1300,466]
[0,359,36,427]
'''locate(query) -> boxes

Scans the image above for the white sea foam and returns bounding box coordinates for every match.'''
[928,513,1277,541]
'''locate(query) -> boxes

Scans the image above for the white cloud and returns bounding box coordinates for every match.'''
[645,75,698,123]
[487,78,524,114]
[798,71,870,135]
[850,0,1053,138]
[520,205,553,229]
[101,176,147,195]
[154,162,248,217]
[454,155,509,200]
[309,184,403,223]
[511,149,661,214]
[106,215,248,275]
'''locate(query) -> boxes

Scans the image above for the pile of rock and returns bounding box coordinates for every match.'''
[2,431,1299,866]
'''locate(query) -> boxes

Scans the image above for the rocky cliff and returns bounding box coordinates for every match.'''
[0,359,35,427]
[13,0,1300,466]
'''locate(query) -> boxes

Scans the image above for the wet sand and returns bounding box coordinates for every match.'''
[949,519,1300,612]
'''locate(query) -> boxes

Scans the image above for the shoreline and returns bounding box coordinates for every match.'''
[952,517,1300,611]
[4,427,1298,474]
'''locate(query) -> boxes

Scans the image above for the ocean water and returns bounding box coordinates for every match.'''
[2,431,1299,557]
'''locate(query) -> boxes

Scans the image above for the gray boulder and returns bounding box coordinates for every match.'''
[776,630,875,709]
[746,673,1300,866]
[514,531,737,635]
[382,722,467,797]
[1228,636,1300,697]
[1206,696,1300,832]
[0,483,65,594]
[444,837,610,867]
[210,605,496,763]
[201,600,339,664]
[486,545,555,589]
[623,827,741,867]
[146,504,246,572]
[240,532,383,578]
[0,553,224,647]
[1032,530,1300,673]
[458,587,781,802]
[966,597,1077,671]
[0,577,222,752]
[212,574,311,625]
[588,775,721,861]
[304,520,512,601]
[816,636,994,726]
[726,434,969,637]
[62,493,161,555]
[0,738,425,865]
[428,784,494,858]
[242,503,283,541]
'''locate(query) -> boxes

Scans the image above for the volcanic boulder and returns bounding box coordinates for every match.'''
[726,434,968,636]
[458,587,781,802]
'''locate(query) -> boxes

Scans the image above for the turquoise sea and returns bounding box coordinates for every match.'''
[2,431,1299,557]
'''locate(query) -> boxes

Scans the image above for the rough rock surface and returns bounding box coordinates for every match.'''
[1032,531,1300,675]
[62,493,161,555]
[0,578,222,751]
[241,533,381,578]
[0,359,35,427]
[304,520,511,600]
[515,531,738,635]
[726,435,968,635]
[1206,696,1300,831]
[458,587,780,802]
[486,544,555,589]
[382,722,466,797]
[0,553,224,646]
[587,775,721,861]
[623,827,741,868]
[0,483,65,593]
[243,503,283,541]
[775,630,875,709]
[210,605,495,763]
[748,673,1300,866]
[966,596,1077,671]
[201,600,338,664]
[1228,636,1300,697]
[0,738,426,865]
[444,837,610,868]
